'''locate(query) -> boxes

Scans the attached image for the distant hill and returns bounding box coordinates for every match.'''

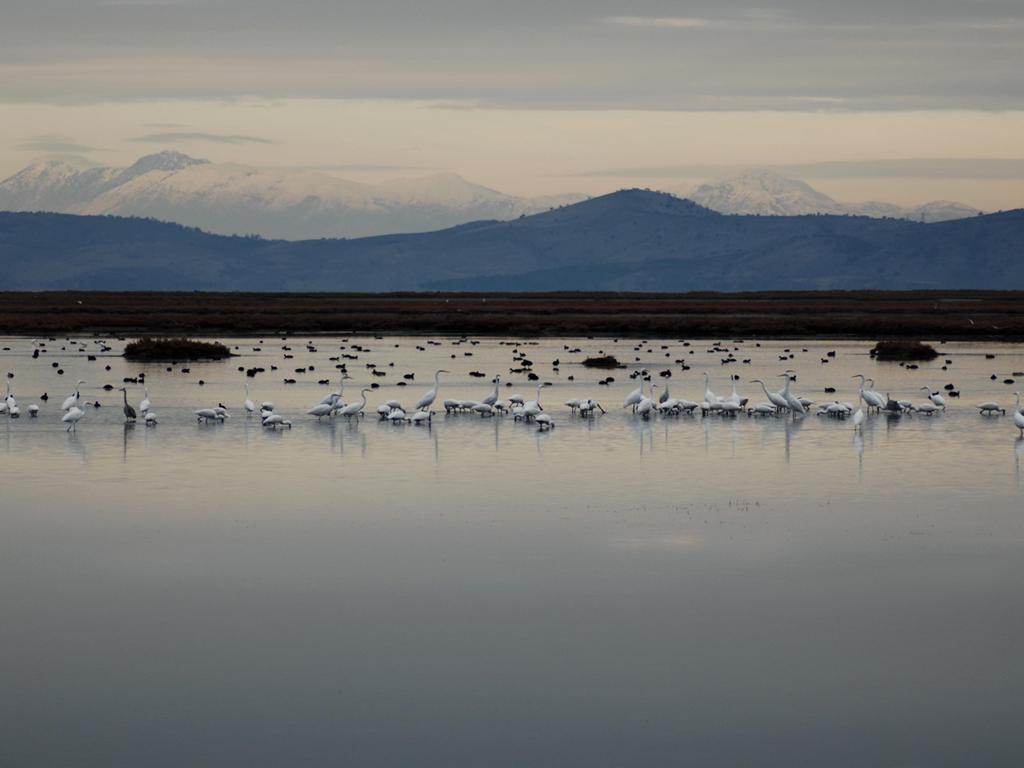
[1,189,1021,291]
[0,151,583,239]
[685,169,980,222]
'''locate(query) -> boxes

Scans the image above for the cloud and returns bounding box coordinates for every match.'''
[571,158,1024,180]
[128,131,276,145]
[602,16,713,29]
[17,134,108,153]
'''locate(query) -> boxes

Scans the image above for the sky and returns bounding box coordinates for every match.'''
[2,0,1023,208]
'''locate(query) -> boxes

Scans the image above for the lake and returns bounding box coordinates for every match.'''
[1,334,1022,766]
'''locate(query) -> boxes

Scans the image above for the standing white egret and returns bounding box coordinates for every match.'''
[751,379,789,412]
[307,397,337,420]
[139,388,151,414]
[62,380,85,412]
[62,406,84,431]
[658,381,670,405]
[637,385,658,419]
[481,375,501,407]
[852,374,885,412]
[779,373,806,415]
[416,370,448,412]
[244,383,255,416]
[5,378,16,413]
[338,389,370,419]
[921,386,945,409]
[1014,393,1024,436]
[623,372,647,411]
[702,372,725,411]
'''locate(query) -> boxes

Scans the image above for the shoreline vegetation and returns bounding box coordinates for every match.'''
[1,290,1023,340]
[123,337,233,361]
[869,340,940,361]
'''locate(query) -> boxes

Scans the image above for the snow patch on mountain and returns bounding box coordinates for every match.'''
[686,170,979,222]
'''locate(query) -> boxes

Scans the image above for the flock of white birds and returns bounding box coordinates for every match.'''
[4,350,1024,438]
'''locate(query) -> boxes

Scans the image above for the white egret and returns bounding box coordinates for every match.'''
[338,389,369,419]
[853,408,865,431]
[262,414,293,429]
[702,372,719,406]
[636,384,657,419]
[195,408,226,423]
[62,380,86,412]
[751,379,789,412]
[519,382,548,421]
[416,370,448,412]
[482,376,501,407]
[535,413,555,430]
[1015,394,1024,436]
[921,386,945,409]
[139,388,151,414]
[852,374,885,412]
[623,373,647,411]
[244,384,255,416]
[307,399,336,420]
[62,406,84,431]
[144,412,158,426]
[778,373,806,415]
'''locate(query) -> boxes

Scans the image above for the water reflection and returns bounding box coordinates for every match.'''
[2,334,1023,767]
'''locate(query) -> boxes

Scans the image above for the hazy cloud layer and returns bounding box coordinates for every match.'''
[1,1,1021,109]
[17,134,108,153]
[129,132,276,145]
[576,159,1024,180]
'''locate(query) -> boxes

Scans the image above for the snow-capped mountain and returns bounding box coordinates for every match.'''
[0,151,582,239]
[687,170,979,222]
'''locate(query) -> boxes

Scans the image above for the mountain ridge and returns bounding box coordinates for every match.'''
[1,188,1020,292]
[685,169,981,222]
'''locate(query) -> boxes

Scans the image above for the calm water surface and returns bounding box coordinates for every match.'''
[1,335,1022,766]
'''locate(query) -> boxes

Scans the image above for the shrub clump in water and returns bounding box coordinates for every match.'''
[869,340,939,361]
[124,337,233,360]
[582,355,621,369]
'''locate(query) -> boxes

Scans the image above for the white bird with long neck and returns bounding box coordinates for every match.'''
[62,380,85,412]
[702,372,718,405]
[623,372,647,411]
[637,384,658,418]
[779,373,806,415]
[139,388,151,414]
[725,378,746,408]
[521,383,548,420]
[751,379,788,412]
[5,378,17,412]
[921,386,945,409]
[338,389,370,419]
[852,374,885,412]
[416,370,448,412]
[62,406,84,431]
[244,383,255,416]
[658,381,670,404]
[481,375,501,407]
[1014,393,1024,436]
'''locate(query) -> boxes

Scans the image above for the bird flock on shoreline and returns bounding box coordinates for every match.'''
[3,335,1024,438]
